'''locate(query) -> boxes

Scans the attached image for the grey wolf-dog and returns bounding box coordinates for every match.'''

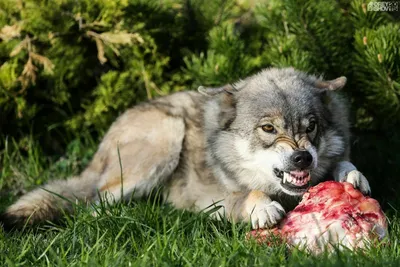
[1,68,371,230]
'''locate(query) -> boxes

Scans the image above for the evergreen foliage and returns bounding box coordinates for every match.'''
[0,0,399,201]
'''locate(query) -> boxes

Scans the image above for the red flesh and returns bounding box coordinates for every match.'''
[249,181,387,253]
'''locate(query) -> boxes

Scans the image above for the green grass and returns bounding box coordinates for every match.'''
[1,137,400,266]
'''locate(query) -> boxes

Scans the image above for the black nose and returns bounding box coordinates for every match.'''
[290,150,313,169]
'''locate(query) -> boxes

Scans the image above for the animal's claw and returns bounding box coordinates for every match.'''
[343,170,371,196]
[250,200,286,229]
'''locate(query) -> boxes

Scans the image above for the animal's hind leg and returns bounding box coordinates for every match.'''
[93,109,185,203]
[96,140,182,202]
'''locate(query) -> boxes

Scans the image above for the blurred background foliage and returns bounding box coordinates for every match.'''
[0,0,399,209]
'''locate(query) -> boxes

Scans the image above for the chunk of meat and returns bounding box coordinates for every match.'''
[248,181,387,253]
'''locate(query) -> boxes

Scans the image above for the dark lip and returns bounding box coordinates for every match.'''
[280,181,310,192]
[273,168,284,178]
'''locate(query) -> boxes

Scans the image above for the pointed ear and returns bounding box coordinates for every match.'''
[197,84,236,96]
[315,76,347,91]
[198,84,237,129]
[198,84,236,109]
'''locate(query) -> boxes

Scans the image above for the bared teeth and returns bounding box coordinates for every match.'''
[282,170,311,187]
[283,172,291,184]
[282,171,311,186]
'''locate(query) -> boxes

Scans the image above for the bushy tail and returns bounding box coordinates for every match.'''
[1,171,98,230]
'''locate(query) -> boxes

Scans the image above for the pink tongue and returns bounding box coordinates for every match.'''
[290,170,309,177]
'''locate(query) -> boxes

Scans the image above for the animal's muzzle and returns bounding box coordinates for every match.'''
[290,150,313,169]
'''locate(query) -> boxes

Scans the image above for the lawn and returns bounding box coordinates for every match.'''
[1,137,400,266]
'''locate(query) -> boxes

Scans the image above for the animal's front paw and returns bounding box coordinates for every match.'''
[342,170,371,196]
[245,194,286,229]
[252,200,286,229]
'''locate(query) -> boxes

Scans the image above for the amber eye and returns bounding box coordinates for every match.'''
[306,121,316,133]
[262,124,276,133]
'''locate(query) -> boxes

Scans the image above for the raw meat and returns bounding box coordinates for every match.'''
[249,181,387,253]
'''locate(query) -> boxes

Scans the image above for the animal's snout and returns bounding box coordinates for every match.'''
[290,150,313,169]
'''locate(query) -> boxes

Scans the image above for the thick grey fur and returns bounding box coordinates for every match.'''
[1,68,370,230]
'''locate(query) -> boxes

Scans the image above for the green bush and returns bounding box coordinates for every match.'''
[1,0,399,203]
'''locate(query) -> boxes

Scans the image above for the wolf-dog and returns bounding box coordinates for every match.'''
[1,68,371,230]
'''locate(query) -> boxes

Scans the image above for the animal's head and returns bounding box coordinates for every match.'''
[201,68,349,197]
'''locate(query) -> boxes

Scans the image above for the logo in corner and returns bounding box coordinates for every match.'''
[367,2,399,11]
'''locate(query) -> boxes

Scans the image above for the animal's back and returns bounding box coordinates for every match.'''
[1,90,213,229]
